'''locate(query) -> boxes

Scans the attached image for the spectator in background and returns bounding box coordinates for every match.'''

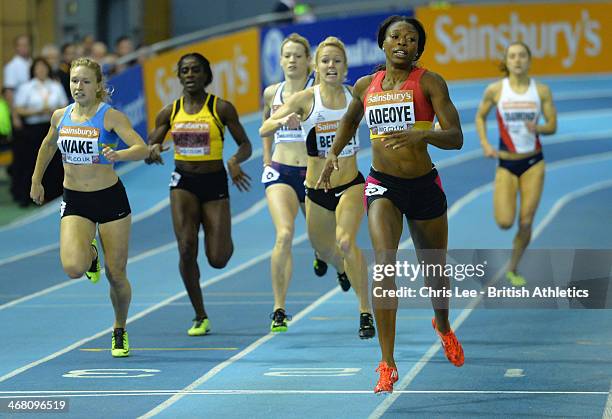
[11,58,68,206]
[272,0,315,24]
[112,36,135,75]
[293,3,316,23]
[0,89,11,149]
[74,42,85,59]
[273,0,295,24]
[81,34,95,57]
[41,44,62,81]
[58,43,77,100]
[91,41,113,77]
[3,34,32,131]
[115,36,134,57]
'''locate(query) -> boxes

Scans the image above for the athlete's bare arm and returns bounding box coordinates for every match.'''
[329,75,369,157]
[217,98,252,192]
[104,109,149,162]
[259,89,313,137]
[146,104,173,164]
[217,99,253,164]
[421,71,463,149]
[31,108,64,204]
[532,83,557,135]
[316,75,370,190]
[261,84,278,167]
[476,81,502,158]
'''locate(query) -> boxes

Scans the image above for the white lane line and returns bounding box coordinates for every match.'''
[447,151,612,227]
[0,108,262,234]
[533,179,612,238]
[139,152,612,417]
[0,117,500,306]
[2,150,610,388]
[0,232,309,384]
[137,208,419,417]
[2,102,610,237]
[453,88,612,109]
[0,197,267,312]
[504,369,525,378]
[2,300,322,309]
[0,160,144,233]
[0,389,606,398]
[0,243,59,268]
[138,285,341,418]
[369,172,612,418]
[2,107,611,268]
[0,197,172,270]
[2,139,611,399]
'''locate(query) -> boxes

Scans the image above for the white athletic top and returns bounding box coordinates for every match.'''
[302,85,359,158]
[496,78,542,153]
[271,80,311,144]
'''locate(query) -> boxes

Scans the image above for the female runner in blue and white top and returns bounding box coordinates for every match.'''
[261,36,375,339]
[475,42,557,286]
[30,57,149,357]
[259,33,323,332]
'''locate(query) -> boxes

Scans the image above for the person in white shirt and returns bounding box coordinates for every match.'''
[41,44,62,80]
[3,34,32,130]
[11,57,68,205]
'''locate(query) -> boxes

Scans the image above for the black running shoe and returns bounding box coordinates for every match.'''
[313,252,328,277]
[337,272,351,292]
[270,308,292,332]
[359,313,375,339]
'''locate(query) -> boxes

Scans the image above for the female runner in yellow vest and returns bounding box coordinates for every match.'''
[147,53,252,336]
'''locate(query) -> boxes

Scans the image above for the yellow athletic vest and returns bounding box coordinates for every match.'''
[170,94,224,161]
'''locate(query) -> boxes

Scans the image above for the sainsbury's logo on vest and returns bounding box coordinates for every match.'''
[59,126,100,138]
[316,121,339,133]
[367,91,413,106]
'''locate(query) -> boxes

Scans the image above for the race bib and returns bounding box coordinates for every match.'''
[261,165,280,183]
[172,122,210,156]
[57,126,100,165]
[501,101,538,135]
[365,90,415,136]
[272,104,303,143]
[314,120,359,158]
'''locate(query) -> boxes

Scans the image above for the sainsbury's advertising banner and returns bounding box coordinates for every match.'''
[143,27,261,130]
[260,10,412,90]
[416,2,612,80]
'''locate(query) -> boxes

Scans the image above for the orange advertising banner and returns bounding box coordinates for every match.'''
[416,2,612,80]
[143,27,260,131]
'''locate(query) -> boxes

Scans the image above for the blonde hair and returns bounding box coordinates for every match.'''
[70,57,111,101]
[314,36,348,84]
[280,33,314,73]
